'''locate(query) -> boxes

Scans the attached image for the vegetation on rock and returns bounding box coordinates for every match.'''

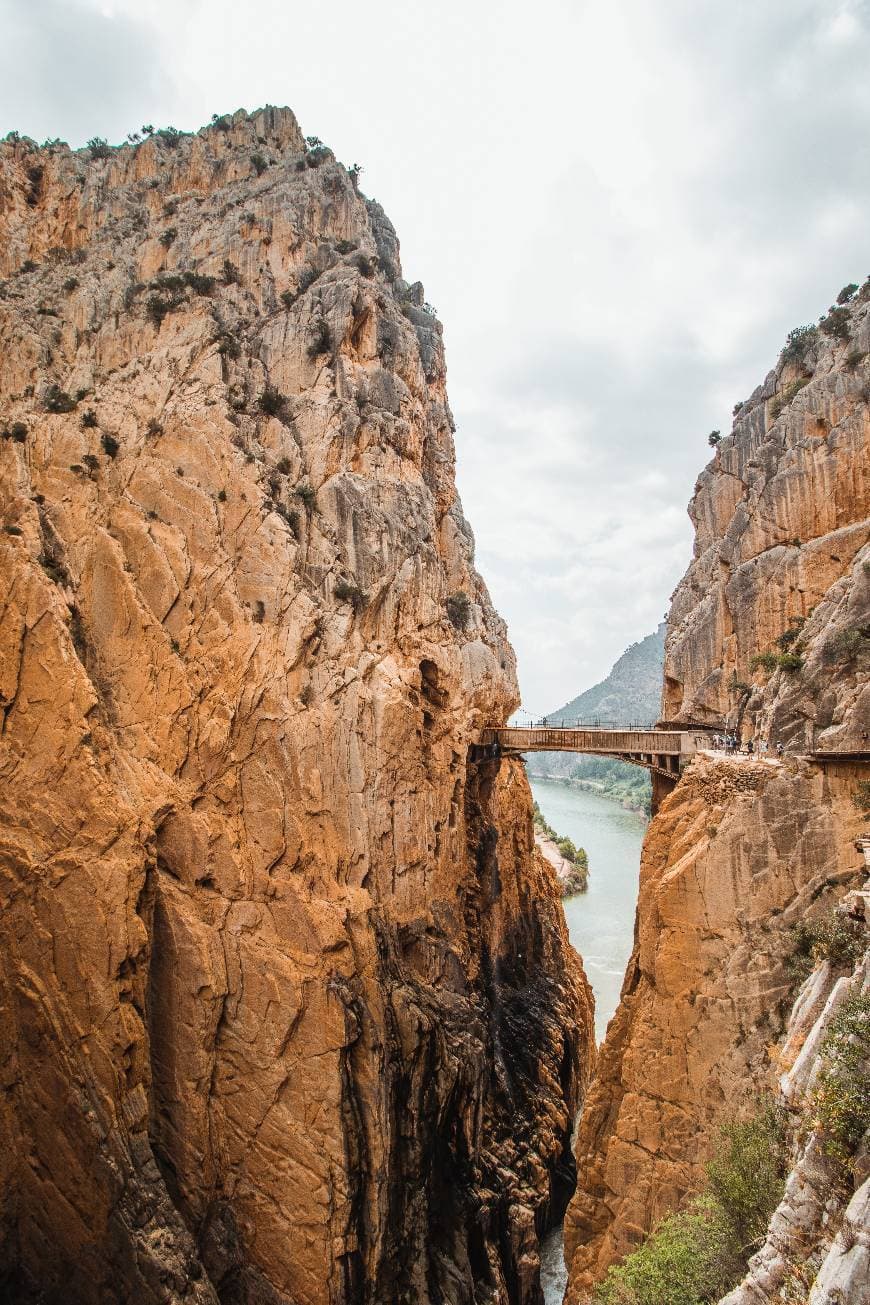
[593,1104,788,1305]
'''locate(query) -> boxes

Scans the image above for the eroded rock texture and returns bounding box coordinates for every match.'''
[564,300,869,1301]
[662,297,869,745]
[0,108,593,1305]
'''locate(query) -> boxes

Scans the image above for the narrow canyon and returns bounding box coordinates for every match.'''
[1,104,868,1305]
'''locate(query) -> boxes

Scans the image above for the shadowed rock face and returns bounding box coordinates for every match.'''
[564,303,869,1301]
[0,108,593,1304]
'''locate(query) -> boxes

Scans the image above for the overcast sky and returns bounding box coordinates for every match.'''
[3,0,869,711]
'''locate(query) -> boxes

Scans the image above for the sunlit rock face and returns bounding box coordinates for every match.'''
[662,302,869,746]
[0,108,593,1305]
[564,303,869,1302]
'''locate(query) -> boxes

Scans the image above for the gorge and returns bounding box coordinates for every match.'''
[1,103,869,1305]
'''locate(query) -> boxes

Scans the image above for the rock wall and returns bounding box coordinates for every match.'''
[564,292,870,1301]
[0,109,593,1304]
[663,297,869,748]
[721,838,870,1305]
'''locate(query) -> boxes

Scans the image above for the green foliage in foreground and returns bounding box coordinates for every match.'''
[593,1104,788,1305]
[811,992,870,1167]
[787,910,865,985]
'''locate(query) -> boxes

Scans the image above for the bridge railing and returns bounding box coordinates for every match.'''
[510,717,657,730]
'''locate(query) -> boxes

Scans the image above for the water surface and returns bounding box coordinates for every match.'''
[530,777,645,1041]
[530,776,646,1305]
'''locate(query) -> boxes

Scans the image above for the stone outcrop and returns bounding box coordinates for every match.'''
[564,293,870,1302]
[0,109,594,1304]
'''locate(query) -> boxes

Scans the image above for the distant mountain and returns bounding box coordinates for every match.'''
[546,623,666,725]
[524,624,666,811]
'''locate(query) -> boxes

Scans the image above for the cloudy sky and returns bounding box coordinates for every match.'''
[3,0,869,711]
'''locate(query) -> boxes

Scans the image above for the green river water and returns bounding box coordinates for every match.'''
[529,776,647,1303]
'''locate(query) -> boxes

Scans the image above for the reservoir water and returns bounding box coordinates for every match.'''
[529,776,646,1303]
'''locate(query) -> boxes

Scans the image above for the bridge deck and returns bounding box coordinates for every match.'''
[481,726,711,757]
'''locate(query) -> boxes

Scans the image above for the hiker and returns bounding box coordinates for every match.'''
[747,737,754,756]
[776,741,784,758]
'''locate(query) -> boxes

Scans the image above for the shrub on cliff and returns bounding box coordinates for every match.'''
[87,137,111,160]
[776,651,803,673]
[446,591,471,631]
[819,306,851,341]
[43,384,77,413]
[334,578,366,612]
[593,1105,787,1305]
[788,910,864,984]
[824,625,869,663]
[707,430,721,447]
[258,386,287,417]
[780,325,817,366]
[811,992,870,1168]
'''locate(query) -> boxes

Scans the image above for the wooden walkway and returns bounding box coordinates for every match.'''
[478,725,716,779]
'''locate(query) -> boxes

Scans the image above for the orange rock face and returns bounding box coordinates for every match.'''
[663,311,869,746]
[564,302,869,1301]
[0,109,593,1304]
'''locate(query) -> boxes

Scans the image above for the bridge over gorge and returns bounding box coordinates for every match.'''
[477,721,719,810]
[475,720,869,810]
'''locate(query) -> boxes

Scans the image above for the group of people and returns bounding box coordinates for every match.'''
[712,733,784,759]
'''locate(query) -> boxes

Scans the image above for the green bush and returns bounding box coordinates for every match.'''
[845,350,867,372]
[776,618,805,651]
[295,482,316,510]
[825,625,868,662]
[258,386,286,417]
[101,433,119,458]
[446,591,471,630]
[749,651,778,673]
[836,283,859,305]
[593,1199,732,1305]
[811,993,870,1165]
[788,910,864,984]
[44,384,77,413]
[250,153,268,176]
[183,270,215,295]
[708,430,721,447]
[593,1106,787,1305]
[777,651,803,673]
[706,1104,789,1252]
[307,320,332,358]
[334,578,366,612]
[819,306,851,341]
[221,258,241,286]
[159,227,177,247]
[87,137,112,160]
[80,408,98,429]
[780,325,817,365]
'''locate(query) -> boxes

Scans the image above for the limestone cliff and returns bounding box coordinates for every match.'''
[0,109,593,1304]
[564,288,869,1301]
